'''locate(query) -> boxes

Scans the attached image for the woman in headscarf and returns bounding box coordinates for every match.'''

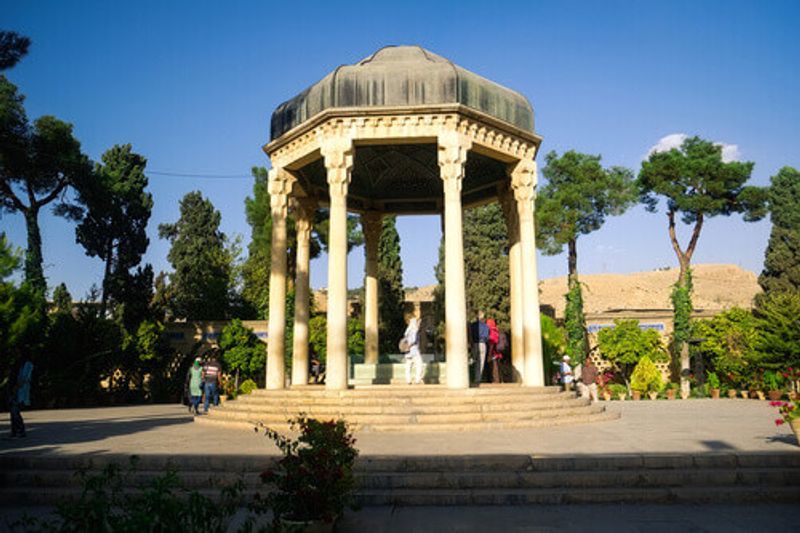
[402,317,424,385]
[486,318,503,383]
[186,357,204,415]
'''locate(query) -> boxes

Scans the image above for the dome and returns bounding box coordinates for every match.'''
[270,45,535,140]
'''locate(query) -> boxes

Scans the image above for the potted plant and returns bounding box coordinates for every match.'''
[257,416,359,531]
[707,372,721,399]
[749,372,766,400]
[601,386,612,402]
[771,400,800,446]
[630,356,662,401]
[782,368,800,401]
[665,382,679,400]
[765,370,784,401]
[609,383,627,401]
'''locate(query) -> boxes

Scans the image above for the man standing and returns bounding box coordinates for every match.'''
[560,355,574,391]
[8,358,33,438]
[469,311,489,385]
[202,354,222,413]
[581,358,599,402]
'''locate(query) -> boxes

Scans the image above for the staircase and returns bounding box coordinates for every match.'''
[193,384,618,432]
[2,453,799,506]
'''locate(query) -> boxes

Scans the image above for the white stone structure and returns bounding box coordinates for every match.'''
[262,46,544,390]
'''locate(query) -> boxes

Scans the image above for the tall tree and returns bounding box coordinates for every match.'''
[51,282,72,313]
[759,166,800,296]
[536,150,636,362]
[464,204,511,329]
[638,136,767,394]
[158,191,231,320]
[377,216,405,353]
[0,31,30,71]
[0,77,93,294]
[75,144,152,313]
[241,166,363,319]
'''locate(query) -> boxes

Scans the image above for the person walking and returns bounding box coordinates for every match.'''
[402,317,424,385]
[186,357,203,415]
[202,354,222,413]
[7,358,33,438]
[560,355,574,391]
[486,319,503,383]
[469,311,489,385]
[581,358,599,402]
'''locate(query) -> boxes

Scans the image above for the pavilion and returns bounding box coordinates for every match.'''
[262,45,544,390]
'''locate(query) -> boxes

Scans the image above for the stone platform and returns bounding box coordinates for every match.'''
[194,384,618,432]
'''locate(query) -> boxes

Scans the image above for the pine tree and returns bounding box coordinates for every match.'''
[377,216,406,354]
[51,282,72,313]
[158,191,231,320]
[759,166,800,296]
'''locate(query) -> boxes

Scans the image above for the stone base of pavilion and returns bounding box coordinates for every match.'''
[351,362,446,385]
[194,383,618,432]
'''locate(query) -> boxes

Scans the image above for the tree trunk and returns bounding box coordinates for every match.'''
[567,238,578,289]
[100,241,113,316]
[24,207,46,295]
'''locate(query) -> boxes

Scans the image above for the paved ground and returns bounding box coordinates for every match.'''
[0,399,797,457]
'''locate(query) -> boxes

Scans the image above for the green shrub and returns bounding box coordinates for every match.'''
[598,320,667,387]
[239,379,258,395]
[706,372,721,389]
[764,370,783,391]
[630,355,663,393]
[608,383,627,397]
[691,307,760,387]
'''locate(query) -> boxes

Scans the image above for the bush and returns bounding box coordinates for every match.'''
[308,314,365,364]
[608,383,627,397]
[239,378,258,395]
[630,355,663,393]
[755,290,800,371]
[692,307,760,388]
[597,320,667,388]
[258,416,359,525]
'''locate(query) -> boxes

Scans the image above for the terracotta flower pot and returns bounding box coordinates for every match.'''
[727,389,738,399]
[648,391,659,400]
[632,391,641,401]
[791,419,800,447]
[740,390,749,399]
[666,389,676,400]
[768,390,783,401]
[603,392,612,401]
[711,388,721,399]
[617,393,627,401]
[756,391,766,401]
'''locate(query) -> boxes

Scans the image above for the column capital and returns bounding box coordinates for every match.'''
[509,159,537,202]
[293,197,316,236]
[361,211,383,251]
[498,184,520,243]
[268,167,295,214]
[321,136,354,198]
[437,131,472,182]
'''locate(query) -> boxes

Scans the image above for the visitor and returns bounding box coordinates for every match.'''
[402,317,424,385]
[486,318,502,383]
[581,358,599,402]
[560,355,574,391]
[309,349,325,384]
[469,310,489,385]
[7,357,33,438]
[202,353,222,413]
[186,357,203,415]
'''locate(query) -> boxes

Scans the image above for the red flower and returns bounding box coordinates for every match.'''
[775,419,785,426]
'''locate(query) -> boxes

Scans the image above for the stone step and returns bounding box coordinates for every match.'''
[231,391,578,407]
[202,403,602,424]
[247,385,560,398]
[218,397,589,415]
[195,410,621,432]
[353,485,800,505]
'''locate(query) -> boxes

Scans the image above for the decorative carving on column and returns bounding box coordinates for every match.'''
[361,210,383,366]
[291,197,316,386]
[321,136,354,390]
[511,158,544,387]
[499,184,524,383]
[438,131,472,389]
[266,167,295,390]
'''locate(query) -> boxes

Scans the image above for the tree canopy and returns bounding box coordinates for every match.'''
[76,144,152,313]
[158,191,232,320]
[0,77,93,294]
[0,31,30,71]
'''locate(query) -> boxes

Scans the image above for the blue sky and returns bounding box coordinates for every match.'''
[3,0,799,298]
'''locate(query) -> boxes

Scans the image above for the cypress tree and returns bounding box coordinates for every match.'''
[759,166,800,296]
[463,204,510,329]
[377,216,405,353]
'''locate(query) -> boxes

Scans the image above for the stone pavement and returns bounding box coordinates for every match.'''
[0,399,797,457]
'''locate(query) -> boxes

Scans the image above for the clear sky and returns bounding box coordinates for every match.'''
[3,0,799,298]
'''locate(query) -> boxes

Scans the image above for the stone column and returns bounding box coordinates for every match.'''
[321,137,354,390]
[500,186,524,382]
[291,198,315,386]
[511,159,544,387]
[361,211,382,366]
[438,131,472,389]
[266,167,294,390]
